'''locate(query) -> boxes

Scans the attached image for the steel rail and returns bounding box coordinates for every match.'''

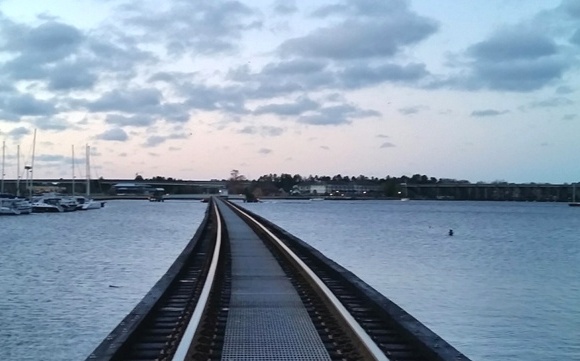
[230,202,389,361]
[171,201,222,361]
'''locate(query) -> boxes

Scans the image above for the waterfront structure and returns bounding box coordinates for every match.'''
[111,183,159,195]
[295,181,382,196]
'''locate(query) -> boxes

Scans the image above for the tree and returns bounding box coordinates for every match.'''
[135,173,144,181]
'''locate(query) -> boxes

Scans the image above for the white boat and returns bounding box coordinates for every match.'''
[74,196,104,210]
[0,194,32,215]
[31,196,65,213]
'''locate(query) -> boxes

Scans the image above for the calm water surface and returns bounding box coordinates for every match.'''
[1,199,579,360]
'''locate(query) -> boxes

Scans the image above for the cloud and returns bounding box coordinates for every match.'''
[339,63,428,88]
[471,109,509,117]
[7,127,31,140]
[555,85,574,94]
[180,83,247,114]
[279,19,435,60]
[376,134,389,138]
[46,61,98,90]
[380,142,395,148]
[143,133,188,147]
[35,154,66,162]
[562,114,577,120]
[1,21,83,64]
[106,114,156,127]
[297,103,380,125]
[320,145,330,150]
[31,117,71,130]
[0,93,56,118]
[279,1,438,59]
[468,31,557,62]
[438,6,580,93]
[86,88,162,113]
[97,128,129,141]
[273,0,297,15]
[258,148,272,154]
[237,125,284,136]
[122,1,262,56]
[527,97,574,108]
[254,96,319,116]
[571,29,580,46]
[398,105,428,115]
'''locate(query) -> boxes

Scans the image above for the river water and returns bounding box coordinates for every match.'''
[1,199,579,360]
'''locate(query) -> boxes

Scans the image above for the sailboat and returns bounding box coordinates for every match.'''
[0,139,32,215]
[73,145,104,210]
[569,183,580,207]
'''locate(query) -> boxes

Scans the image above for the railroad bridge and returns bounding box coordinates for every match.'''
[86,198,471,361]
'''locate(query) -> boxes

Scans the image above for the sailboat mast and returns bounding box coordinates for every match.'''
[30,129,37,199]
[1,140,5,193]
[16,145,20,197]
[72,145,75,196]
[86,144,90,197]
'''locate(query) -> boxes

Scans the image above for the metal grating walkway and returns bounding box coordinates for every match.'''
[217,202,331,361]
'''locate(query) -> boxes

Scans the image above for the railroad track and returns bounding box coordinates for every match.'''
[87,197,471,361]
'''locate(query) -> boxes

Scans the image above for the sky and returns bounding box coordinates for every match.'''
[0,0,579,183]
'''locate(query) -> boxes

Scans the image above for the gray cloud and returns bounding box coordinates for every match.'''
[571,29,580,46]
[471,109,509,117]
[339,63,428,88]
[559,0,580,19]
[123,1,262,56]
[180,83,247,114]
[254,96,319,116]
[31,117,71,130]
[527,97,574,108]
[376,134,389,138]
[562,114,577,120]
[237,125,284,136]
[279,18,437,60]
[273,0,297,15]
[0,16,156,103]
[398,105,428,115]
[97,128,129,141]
[7,127,31,140]
[468,31,557,62]
[555,85,574,94]
[227,60,335,99]
[380,142,395,148]
[258,148,272,154]
[87,88,162,113]
[297,104,380,125]
[312,0,410,18]
[46,61,98,90]
[280,0,437,60]
[437,9,579,93]
[143,133,188,147]
[0,93,56,117]
[106,114,156,127]
[35,154,66,162]
[1,21,83,64]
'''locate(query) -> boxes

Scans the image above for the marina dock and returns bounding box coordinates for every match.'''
[86,197,471,360]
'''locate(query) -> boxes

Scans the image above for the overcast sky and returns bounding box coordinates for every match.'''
[0,0,579,183]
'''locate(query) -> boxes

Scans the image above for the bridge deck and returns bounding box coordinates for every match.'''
[216,202,331,360]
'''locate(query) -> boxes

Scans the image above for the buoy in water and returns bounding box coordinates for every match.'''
[448,229,454,236]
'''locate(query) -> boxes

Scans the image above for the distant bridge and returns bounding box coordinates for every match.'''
[0,178,230,188]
